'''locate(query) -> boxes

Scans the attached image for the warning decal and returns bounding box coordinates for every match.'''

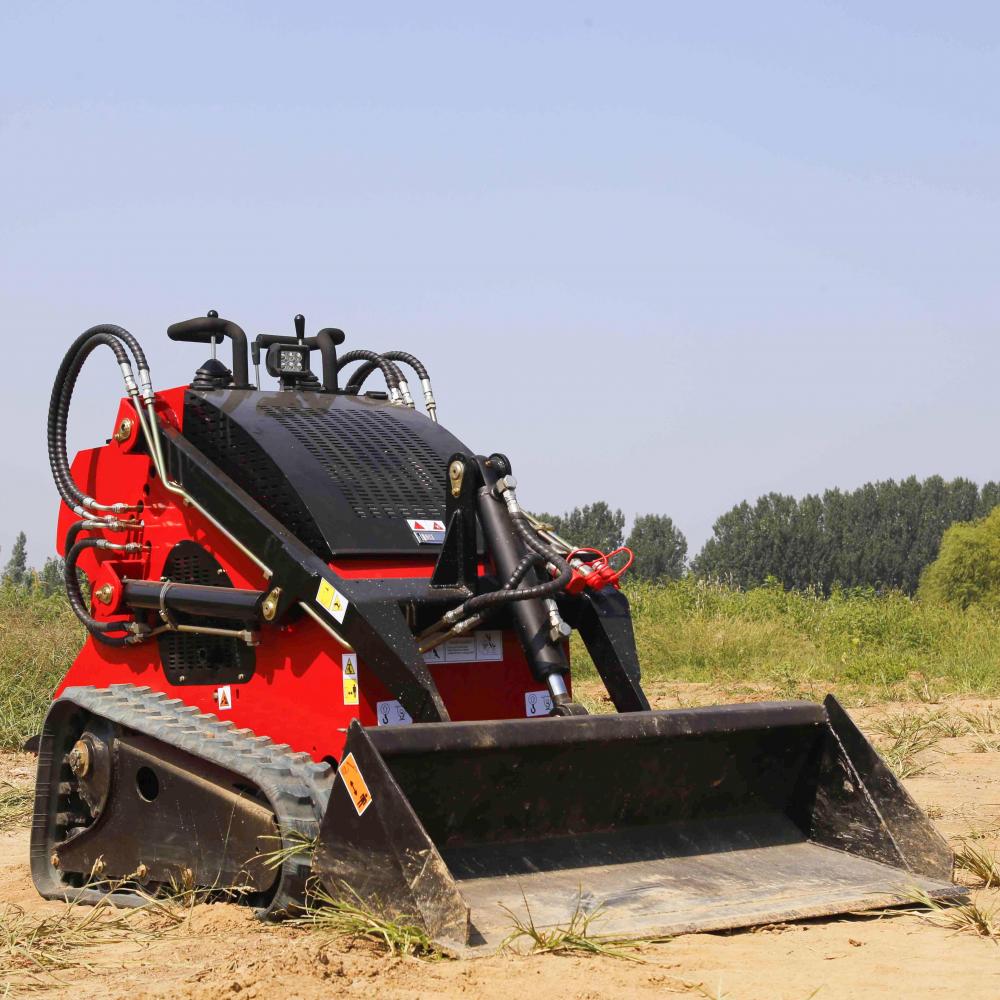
[216,685,232,711]
[342,653,359,706]
[338,752,373,816]
[406,518,446,545]
[422,629,503,664]
[316,578,349,624]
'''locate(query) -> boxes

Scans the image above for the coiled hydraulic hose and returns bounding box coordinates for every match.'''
[47,329,136,514]
[64,539,137,646]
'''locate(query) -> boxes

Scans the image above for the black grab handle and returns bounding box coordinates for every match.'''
[167,311,252,388]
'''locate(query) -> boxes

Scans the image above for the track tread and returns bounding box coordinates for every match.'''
[31,683,335,918]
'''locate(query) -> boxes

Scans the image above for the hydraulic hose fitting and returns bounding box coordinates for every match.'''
[397,379,415,408]
[420,378,438,422]
[544,598,572,643]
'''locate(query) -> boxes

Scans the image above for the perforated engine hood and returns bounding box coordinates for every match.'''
[182,388,473,558]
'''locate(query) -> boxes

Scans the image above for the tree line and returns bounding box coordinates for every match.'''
[6,475,998,597]
[1,532,65,597]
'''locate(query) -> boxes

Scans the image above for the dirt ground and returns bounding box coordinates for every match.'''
[3,687,999,999]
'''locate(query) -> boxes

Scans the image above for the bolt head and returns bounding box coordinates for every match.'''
[135,863,148,880]
[50,852,60,868]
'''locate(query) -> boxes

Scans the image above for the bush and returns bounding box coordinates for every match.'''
[918,507,1000,610]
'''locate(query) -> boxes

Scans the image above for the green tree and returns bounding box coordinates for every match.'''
[37,556,65,597]
[693,476,1000,594]
[626,514,687,581]
[918,507,1000,608]
[540,502,625,554]
[2,532,28,588]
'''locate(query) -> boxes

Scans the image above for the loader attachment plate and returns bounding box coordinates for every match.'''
[314,696,961,953]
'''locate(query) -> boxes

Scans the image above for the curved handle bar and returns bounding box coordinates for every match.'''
[167,315,251,388]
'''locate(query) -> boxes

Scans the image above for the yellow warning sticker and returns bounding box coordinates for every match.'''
[342,653,360,705]
[338,752,373,816]
[315,578,349,624]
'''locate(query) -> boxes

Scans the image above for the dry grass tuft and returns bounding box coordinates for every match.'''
[905,887,998,940]
[960,708,1000,735]
[1,896,152,995]
[955,842,1000,888]
[869,712,942,779]
[501,890,653,961]
[0,781,33,831]
[293,883,443,959]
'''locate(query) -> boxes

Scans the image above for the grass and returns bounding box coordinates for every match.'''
[501,891,649,961]
[0,894,164,995]
[0,782,33,831]
[570,577,1000,704]
[955,842,1000,888]
[904,887,999,940]
[252,831,318,871]
[0,585,82,751]
[292,883,443,959]
[6,576,1000,751]
[868,711,943,779]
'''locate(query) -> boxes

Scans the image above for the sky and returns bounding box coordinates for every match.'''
[1,2,999,567]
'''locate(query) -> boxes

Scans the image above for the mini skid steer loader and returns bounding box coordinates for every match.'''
[31,313,962,951]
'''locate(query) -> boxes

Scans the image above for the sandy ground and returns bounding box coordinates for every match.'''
[3,687,1000,999]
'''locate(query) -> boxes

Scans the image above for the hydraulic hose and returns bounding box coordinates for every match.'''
[47,329,135,514]
[345,350,437,419]
[64,539,134,647]
[337,350,405,403]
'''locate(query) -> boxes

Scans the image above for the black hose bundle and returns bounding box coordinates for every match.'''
[48,324,152,644]
[336,350,404,397]
[458,513,573,617]
[345,349,430,391]
[64,539,133,646]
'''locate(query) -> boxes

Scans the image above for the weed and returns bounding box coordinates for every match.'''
[293,883,442,959]
[0,782,33,831]
[955,842,1000,888]
[1,895,150,994]
[931,714,970,738]
[501,890,650,961]
[971,736,1000,754]
[869,713,942,779]
[252,831,318,872]
[960,708,1000,735]
[904,887,998,940]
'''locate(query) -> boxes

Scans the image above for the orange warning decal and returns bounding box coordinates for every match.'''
[338,752,373,816]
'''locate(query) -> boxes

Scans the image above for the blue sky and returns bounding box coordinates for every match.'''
[2,3,998,566]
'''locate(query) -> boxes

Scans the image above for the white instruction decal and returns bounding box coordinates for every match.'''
[525,690,553,717]
[342,653,359,706]
[376,700,414,726]
[406,518,446,544]
[422,630,504,664]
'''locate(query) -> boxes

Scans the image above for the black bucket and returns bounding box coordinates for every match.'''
[313,696,960,952]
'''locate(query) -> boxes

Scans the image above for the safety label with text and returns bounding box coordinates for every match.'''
[422,630,503,665]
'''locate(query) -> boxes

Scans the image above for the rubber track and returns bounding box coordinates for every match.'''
[31,683,335,917]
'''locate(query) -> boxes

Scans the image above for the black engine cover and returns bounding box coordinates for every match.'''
[182,388,473,559]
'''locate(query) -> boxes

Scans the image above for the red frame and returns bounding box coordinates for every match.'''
[54,388,568,762]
